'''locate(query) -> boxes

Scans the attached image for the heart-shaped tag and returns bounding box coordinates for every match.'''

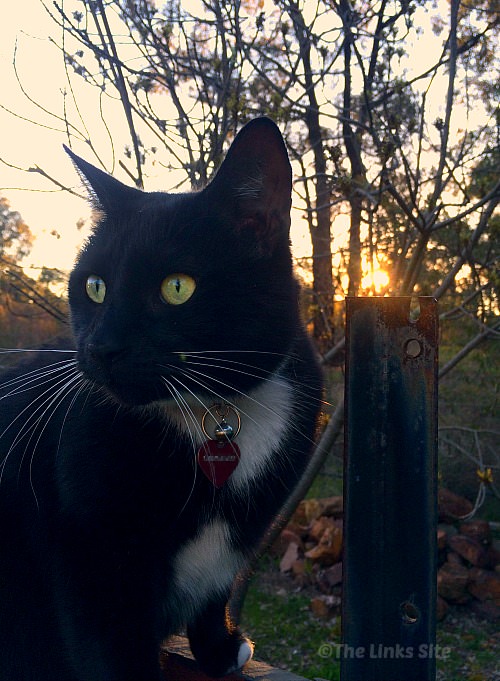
[197,440,241,488]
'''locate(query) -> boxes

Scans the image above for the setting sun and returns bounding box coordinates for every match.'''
[361,258,390,293]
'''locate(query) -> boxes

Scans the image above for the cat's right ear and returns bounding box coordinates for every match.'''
[205,118,292,256]
[64,145,141,212]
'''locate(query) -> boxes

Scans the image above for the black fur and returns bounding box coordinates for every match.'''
[0,118,322,680]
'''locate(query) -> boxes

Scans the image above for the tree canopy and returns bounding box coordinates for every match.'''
[0,197,33,263]
[21,0,496,343]
[0,197,67,348]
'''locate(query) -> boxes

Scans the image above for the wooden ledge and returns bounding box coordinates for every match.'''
[160,636,309,681]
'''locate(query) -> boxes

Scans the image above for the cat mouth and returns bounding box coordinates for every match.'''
[100,378,170,407]
[79,358,165,407]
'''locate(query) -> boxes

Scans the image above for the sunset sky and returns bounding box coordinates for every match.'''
[1,0,316,275]
[0,0,473,289]
[0,1,93,273]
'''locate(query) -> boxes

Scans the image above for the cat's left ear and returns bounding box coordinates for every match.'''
[64,145,142,213]
[208,118,292,253]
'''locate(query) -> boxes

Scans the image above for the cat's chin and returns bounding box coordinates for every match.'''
[89,378,166,408]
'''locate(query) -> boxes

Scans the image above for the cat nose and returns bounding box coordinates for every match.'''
[86,341,126,366]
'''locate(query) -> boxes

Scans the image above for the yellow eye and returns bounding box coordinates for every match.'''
[160,274,196,305]
[86,275,106,304]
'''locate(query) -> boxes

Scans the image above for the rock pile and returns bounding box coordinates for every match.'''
[272,489,500,622]
[437,521,500,620]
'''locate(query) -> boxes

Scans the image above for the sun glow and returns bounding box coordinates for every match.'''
[361,257,390,294]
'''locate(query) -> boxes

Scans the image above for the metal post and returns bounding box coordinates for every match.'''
[341,297,438,681]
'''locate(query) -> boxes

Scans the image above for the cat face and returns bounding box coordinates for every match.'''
[67,118,301,407]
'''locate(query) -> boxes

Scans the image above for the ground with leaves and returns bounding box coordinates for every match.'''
[242,563,500,681]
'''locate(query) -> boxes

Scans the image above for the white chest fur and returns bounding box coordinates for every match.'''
[161,372,295,626]
[172,519,244,619]
[160,372,295,490]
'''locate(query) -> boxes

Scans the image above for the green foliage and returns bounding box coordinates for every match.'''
[469,148,500,199]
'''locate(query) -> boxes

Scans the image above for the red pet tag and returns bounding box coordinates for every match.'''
[197,404,241,488]
[197,440,241,488]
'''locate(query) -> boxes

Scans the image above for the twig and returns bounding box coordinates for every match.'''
[439,323,499,379]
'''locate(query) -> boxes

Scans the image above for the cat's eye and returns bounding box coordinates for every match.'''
[161,274,196,305]
[86,275,106,304]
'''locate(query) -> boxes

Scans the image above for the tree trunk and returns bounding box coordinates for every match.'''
[308,107,334,347]
[347,189,362,296]
[339,0,366,297]
[289,1,334,348]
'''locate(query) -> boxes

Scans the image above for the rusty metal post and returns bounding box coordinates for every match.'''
[341,297,438,681]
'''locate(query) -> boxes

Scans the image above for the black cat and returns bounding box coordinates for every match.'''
[0,118,322,680]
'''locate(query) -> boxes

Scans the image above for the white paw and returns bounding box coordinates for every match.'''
[237,640,254,669]
[224,639,254,674]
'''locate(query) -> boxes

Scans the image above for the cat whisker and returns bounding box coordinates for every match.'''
[158,363,230,435]
[160,378,202,518]
[0,357,76,385]
[164,374,222,513]
[167,374,223,434]
[165,359,315,451]
[167,372,236,505]
[174,350,296,359]
[24,374,87,510]
[177,365,319,449]
[0,365,79,439]
[180,356,331,407]
[0,349,76,354]
[0,360,79,400]
[3,370,82,463]
[55,378,93,461]
[0,367,82,484]
[172,370,262,434]
[160,377,200,453]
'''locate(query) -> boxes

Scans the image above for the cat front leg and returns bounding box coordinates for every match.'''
[187,595,253,678]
